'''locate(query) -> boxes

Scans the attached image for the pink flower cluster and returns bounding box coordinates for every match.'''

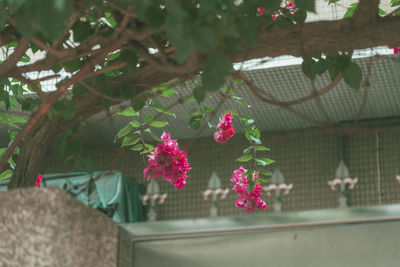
[231,167,267,214]
[388,46,400,55]
[144,132,190,190]
[35,174,43,188]
[258,1,296,21]
[214,113,235,144]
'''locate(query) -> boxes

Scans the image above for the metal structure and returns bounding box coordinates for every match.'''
[263,168,293,212]
[328,161,358,208]
[202,171,229,217]
[142,179,168,221]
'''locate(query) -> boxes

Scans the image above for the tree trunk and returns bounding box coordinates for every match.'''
[7,94,105,189]
[7,120,60,188]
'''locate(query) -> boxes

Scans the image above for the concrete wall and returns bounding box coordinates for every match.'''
[0,188,120,266]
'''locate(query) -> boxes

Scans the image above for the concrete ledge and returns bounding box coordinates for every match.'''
[0,188,119,267]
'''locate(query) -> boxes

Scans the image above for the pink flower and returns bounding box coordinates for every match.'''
[231,167,267,214]
[285,1,296,9]
[214,113,235,144]
[257,7,264,15]
[388,46,400,55]
[270,1,296,21]
[35,174,43,188]
[144,132,191,190]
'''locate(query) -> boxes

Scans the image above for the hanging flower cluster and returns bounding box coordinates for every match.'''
[231,167,267,214]
[144,132,191,190]
[388,46,400,55]
[214,112,235,144]
[34,174,43,188]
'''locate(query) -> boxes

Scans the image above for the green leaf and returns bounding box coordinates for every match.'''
[343,61,362,90]
[0,89,8,102]
[256,158,275,166]
[326,55,341,81]
[14,0,72,39]
[116,123,133,139]
[343,3,357,18]
[131,96,147,112]
[144,144,154,152]
[295,0,316,12]
[201,51,232,92]
[0,169,12,181]
[189,115,202,130]
[20,54,30,63]
[117,107,139,117]
[148,98,175,116]
[243,146,253,155]
[392,0,400,7]
[224,109,238,116]
[160,88,175,97]
[184,96,196,105]
[254,145,270,152]
[310,59,327,78]
[129,120,141,127]
[131,144,144,151]
[120,49,139,71]
[72,21,94,42]
[248,180,255,194]
[15,97,39,112]
[236,154,253,162]
[301,56,314,80]
[259,170,273,177]
[249,135,261,144]
[193,86,207,103]
[145,114,154,123]
[121,134,139,147]
[64,60,80,72]
[146,131,162,142]
[240,116,254,126]
[150,120,168,128]
[185,108,201,117]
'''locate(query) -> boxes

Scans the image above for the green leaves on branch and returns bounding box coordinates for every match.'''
[343,62,362,90]
[12,0,72,39]
[121,134,139,147]
[245,126,261,144]
[243,145,270,155]
[302,55,363,90]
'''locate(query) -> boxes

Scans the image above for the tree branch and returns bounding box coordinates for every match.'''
[0,36,128,174]
[0,38,29,77]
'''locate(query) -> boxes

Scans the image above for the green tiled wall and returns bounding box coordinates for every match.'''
[44,127,400,221]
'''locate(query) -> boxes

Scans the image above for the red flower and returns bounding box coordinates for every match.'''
[144,132,191,190]
[35,174,43,188]
[214,113,235,144]
[388,46,400,55]
[231,167,267,214]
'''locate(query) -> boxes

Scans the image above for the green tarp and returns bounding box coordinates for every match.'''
[0,171,144,223]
